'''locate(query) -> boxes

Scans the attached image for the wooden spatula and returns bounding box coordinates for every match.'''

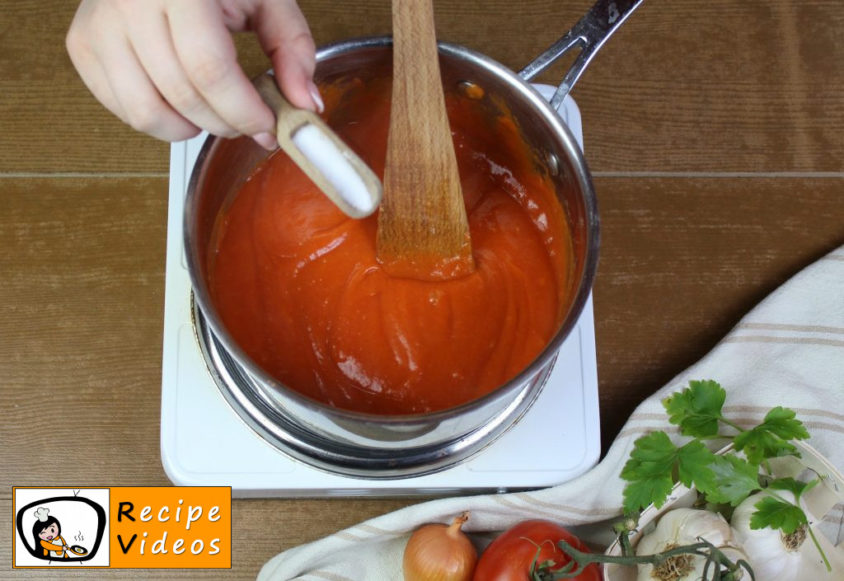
[375,0,474,280]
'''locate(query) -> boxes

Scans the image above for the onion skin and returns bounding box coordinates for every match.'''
[403,513,477,581]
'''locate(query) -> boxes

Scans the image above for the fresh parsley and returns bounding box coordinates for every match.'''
[545,380,832,580]
[621,379,813,536]
[706,454,760,506]
[662,379,725,438]
[733,406,810,464]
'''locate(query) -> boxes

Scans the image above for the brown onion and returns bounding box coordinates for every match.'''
[403,512,477,581]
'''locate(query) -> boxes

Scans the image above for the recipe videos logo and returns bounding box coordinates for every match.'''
[13,487,231,569]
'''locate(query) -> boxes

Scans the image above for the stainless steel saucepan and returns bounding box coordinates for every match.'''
[183,0,644,478]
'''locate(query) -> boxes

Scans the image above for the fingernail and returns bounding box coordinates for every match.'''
[309,81,324,114]
[252,132,278,151]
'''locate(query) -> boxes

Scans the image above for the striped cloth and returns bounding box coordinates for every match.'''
[258,246,844,581]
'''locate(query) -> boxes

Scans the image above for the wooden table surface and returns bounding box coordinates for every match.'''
[2,0,842,578]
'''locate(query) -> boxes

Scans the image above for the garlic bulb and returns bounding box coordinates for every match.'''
[636,508,747,581]
[731,491,828,581]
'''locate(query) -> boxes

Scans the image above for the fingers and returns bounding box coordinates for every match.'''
[127,7,236,138]
[166,1,276,141]
[66,0,320,146]
[66,14,124,125]
[252,0,322,113]
[94,15,203,141]
[66,0,202,142]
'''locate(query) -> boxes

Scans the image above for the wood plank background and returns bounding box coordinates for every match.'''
[1,0,842,579]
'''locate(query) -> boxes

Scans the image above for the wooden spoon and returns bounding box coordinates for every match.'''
[376,0,474,280]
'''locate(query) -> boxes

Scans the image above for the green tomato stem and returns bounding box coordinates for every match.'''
[537,539,754,581]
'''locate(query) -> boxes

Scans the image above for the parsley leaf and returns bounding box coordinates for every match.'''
[706,454,760,505]
[734,429,797,464]
[675,440,718,492]
[621,432,677,514]
[733,407,809,464]
[768,477,816,500]
[759,407,810,440]
[663,379,726,438]
[622,475,675,516]
[621,431,677,479]
[750,495,808,534]
[621,434,722,514]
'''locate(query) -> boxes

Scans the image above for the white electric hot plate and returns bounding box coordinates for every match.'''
[160,85,600,497]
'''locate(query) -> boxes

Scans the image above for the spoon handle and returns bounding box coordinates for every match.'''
[388,0,453,152]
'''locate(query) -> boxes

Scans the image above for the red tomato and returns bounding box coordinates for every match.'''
[472,519,601,581]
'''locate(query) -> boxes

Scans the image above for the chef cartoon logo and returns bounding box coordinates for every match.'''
[13,488,109,567]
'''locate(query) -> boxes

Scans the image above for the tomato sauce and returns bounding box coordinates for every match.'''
[208,76,574,415]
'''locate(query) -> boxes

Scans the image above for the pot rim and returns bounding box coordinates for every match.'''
[183,36,600,427]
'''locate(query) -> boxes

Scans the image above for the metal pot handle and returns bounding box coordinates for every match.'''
[519,0,645,109]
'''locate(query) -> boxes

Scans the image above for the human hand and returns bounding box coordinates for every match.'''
[66,0,321,149]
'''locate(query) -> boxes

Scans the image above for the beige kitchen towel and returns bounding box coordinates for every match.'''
[258,245,844,581]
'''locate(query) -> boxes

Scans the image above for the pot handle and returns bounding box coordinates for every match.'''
[519,0,645,109]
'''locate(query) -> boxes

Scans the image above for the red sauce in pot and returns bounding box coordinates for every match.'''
[208,77,574,415]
